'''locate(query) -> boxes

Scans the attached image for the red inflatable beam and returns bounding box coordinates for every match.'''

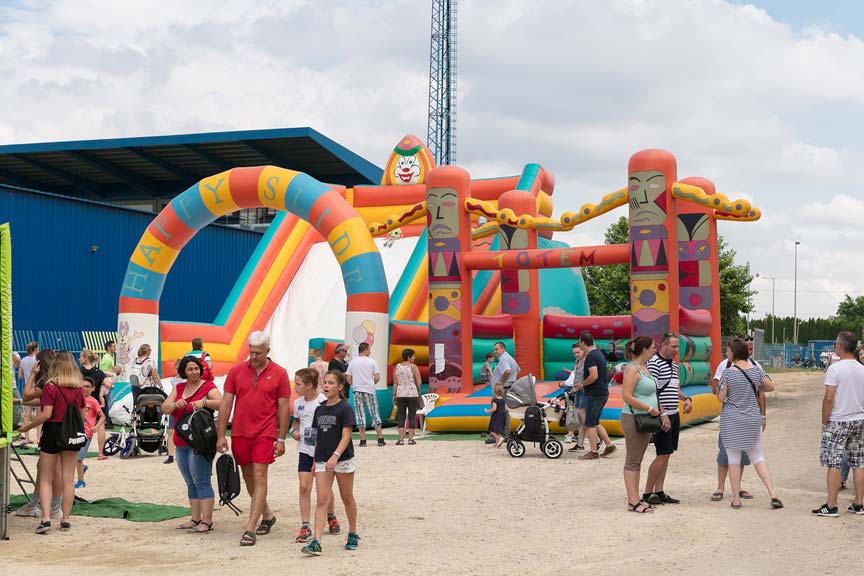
[543,314,632,339]
[679,307,712,337]
[390,321,428,344]
[472,314,513,339]
[463,244,629,271]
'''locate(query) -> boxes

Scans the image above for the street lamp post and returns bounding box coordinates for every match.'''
[757,273,776,345]
[793,241,800,345]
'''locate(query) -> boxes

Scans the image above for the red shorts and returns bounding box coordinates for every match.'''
[231,436,275,466]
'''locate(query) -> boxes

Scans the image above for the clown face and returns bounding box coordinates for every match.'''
[394,154,422,185]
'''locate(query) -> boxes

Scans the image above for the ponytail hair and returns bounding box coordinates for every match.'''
[626,336,654,359]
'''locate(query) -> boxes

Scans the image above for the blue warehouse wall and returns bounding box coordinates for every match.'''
[0,185,263,332]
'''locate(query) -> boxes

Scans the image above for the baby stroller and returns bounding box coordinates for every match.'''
[504,375,564,459]
[121,384,168,459]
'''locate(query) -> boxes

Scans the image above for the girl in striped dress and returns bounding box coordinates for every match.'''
[717,338,783,510]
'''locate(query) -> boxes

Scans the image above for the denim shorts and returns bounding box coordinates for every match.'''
[573,389,587,410]
[77,437,92,462]
[583,394,608,427]
[315,457,356,474]
[298,452,314,473]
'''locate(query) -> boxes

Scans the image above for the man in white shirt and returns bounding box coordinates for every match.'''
[812,331,864,517]
[345,342,386,447]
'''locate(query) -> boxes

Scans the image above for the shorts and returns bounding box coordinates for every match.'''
[77,437,93,461]
[573,389,587,410]
[298,452,314,473]
[583,394,608,428]
[820,419,864,469]
[353,392,381,429]
[717,434,750,466]
[315,457,356,474]
[232,435,275,466]
[39,422,82,455]
[653,413,681,456]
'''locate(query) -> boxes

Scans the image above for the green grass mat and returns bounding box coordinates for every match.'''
[10,445,98,458]
[10,495,189,522]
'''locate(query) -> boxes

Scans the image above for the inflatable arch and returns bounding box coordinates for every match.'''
[117,166,390,378]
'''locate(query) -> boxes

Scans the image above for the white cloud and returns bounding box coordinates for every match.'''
[2,0,863,319]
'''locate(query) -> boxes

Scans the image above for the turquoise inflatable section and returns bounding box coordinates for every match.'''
[538,237,590,316]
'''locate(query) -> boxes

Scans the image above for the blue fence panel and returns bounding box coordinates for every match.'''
[37,330,84,354]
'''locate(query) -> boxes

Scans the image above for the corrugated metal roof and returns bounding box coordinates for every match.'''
[0,127,383,201]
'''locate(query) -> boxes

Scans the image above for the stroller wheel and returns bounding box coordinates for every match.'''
[507,440,526,458]
[103,435,121,456]
[543,439,563,459]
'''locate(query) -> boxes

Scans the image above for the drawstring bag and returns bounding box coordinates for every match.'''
[216,453,242,516]
[174,408,217,460]
[58,387,87,451]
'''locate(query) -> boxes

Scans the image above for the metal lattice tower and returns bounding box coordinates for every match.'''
[427,0,457,166]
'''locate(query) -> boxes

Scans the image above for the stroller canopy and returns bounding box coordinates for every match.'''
[505,374,536,409]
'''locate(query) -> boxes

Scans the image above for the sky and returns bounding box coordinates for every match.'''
[1,0,862,320]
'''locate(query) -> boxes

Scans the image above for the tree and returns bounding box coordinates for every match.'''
[581,217,755,335]
[583,216,631,316]
[717,236,755,335]
[834,295,864,329]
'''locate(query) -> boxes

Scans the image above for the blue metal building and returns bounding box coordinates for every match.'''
[0,128,382,336]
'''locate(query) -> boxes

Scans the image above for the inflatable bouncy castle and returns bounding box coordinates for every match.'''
[116,137,759,433]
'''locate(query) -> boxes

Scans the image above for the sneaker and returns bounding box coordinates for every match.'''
[74,480,86,489]
[601,444,618,457]
[848,502,864,515]
[35,521,51,535]
[564,434,574,444]
[359,439,367,447]
[345,532,361,550]
[377,437,386,446]
[15,500,39,518]
[658,492,680,504]
[484,437,496,445]
[295,526,312,543]
[163,456,174,464]
[811,503,839,517]
[840,481,847,491]
[301,539,322,556]
[645,493,663,506]
[50,506,62,519]
[328,516,341,535]
[568,444,584,452]
[578,451,599,460]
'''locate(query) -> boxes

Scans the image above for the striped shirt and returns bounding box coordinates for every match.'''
[719,364,766,450]
[646,353,680,415]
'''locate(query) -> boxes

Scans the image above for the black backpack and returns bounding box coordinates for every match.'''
[523,405,544,435]
[216,453,242,516]
[174,409,217,460]
[57,387,87,451]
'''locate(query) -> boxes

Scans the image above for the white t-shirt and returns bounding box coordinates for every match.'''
[712,360,729,382]
[346,355,380,395]
[293,392,327,456]
[825,359,864,422]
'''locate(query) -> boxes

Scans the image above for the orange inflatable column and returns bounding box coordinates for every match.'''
[627,149,680,343]
[678,177,722,371]
[497,190,540,378]
[426,166,474,393]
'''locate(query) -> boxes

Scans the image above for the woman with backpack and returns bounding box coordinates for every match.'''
[17,350,87,534]
[161,355,222,533]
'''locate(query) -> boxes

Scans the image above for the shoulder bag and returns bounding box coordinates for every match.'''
[632,370,666,434]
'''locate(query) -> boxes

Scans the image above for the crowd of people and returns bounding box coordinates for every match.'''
[9,325,864,548]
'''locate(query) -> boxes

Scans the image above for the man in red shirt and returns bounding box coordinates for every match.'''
[217,331,291,547]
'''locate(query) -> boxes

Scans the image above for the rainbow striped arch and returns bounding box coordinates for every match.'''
[117,166,389,375]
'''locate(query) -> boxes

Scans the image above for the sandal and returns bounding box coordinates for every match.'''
[240,530,256,546]
[731,501,742,509]
[60,521,71,530]
[189,521,214,533]
[395,439,404,445]
[711,492,723,502]
[176,519,201,530]
[770,498,784,509]
[739,490,754,500]
[407,439,416,445]
[627,500,654,513]
[256,516,276,535]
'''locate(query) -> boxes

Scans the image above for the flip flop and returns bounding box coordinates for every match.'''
[739,491,754,500]
[731,501,742,509]
[770,498,784,509]
[256,516,276,535]
[240,530,256,546]
[711,492,723,501]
